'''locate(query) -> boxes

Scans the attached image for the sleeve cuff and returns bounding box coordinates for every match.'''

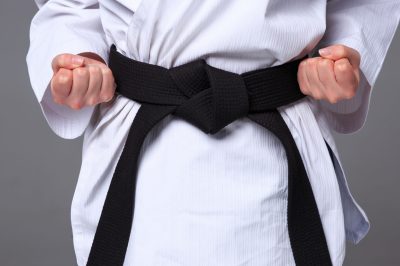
[308,69,372,134]
[308,36,377,134]
[26,39,109,139]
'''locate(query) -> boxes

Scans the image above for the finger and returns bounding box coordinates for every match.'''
[297,59,312,96]
[50,68,73,104]
[66,67,90,109]
[334,58,358,88]
[305,57,326,100]
[83,64,103,106]
[318,44,360,69]
[51,53,85,74]
[334,59,358,99]
[99,67,116,103]
[316,58,342,102]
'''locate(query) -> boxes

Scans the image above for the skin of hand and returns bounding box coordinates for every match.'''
[297,44,361,104]
[50,52,116,110]
[50,44,359,109]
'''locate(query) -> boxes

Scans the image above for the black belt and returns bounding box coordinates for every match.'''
[86,44,332,266]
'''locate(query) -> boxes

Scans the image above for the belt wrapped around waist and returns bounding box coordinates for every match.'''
[86,44,332,266]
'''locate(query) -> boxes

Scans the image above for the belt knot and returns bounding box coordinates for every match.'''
[168,59,249,134]
[87,44,333,266]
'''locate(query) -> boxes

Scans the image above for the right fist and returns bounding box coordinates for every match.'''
[50,52,116,110]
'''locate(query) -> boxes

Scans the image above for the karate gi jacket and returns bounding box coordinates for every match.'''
[26,1,400,265]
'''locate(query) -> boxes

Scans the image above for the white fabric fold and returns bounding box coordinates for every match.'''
[25,1,400,265]
[309,0,400,134]
[26,0,109,139]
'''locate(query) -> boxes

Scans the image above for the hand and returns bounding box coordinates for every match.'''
[297,44,361,104]
[50,52,116,110]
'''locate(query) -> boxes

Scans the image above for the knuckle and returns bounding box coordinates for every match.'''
[308,58,318,66]
[329,91,343,103]
[87,97,99,106]
[88,65,101,76]
[299,60,308,70]
[101,67,112,76]
[70,99,83,110]
[320,58,333,68]
[337,45,346,56]
[311,90,323,100]
[318,59,328,68]
[57,74,70,84]
[336,63,349,72]
[342,62,351,69]
[101,91,113,102]
[74,67,88,77]
[52,96,63,105]
[344,89,356,99]
[328,94,340,104]
[53,87,66,97]
[59,54,70,65]
[300,87,310,96]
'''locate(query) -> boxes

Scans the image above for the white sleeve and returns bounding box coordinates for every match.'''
[26,0,109,139]
[308,0,400,134]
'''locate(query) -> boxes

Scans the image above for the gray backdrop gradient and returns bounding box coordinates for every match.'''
[0,2,399,266]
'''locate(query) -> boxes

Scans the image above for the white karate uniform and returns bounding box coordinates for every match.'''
[26,1,400,265]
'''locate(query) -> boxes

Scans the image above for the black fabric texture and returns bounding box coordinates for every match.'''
[86,43,333,266]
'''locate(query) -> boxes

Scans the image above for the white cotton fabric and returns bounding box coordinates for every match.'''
[26,0,400,265]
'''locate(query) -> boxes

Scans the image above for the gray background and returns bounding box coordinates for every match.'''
[0,1,399,266]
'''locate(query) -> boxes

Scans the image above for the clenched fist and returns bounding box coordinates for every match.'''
[50,52,116,110]
[297,44,361,104]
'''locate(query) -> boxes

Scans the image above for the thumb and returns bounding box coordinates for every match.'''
[318,44,360,69]
[51,53,85,74]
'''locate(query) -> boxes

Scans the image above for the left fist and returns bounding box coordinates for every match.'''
[297,44,361,104]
